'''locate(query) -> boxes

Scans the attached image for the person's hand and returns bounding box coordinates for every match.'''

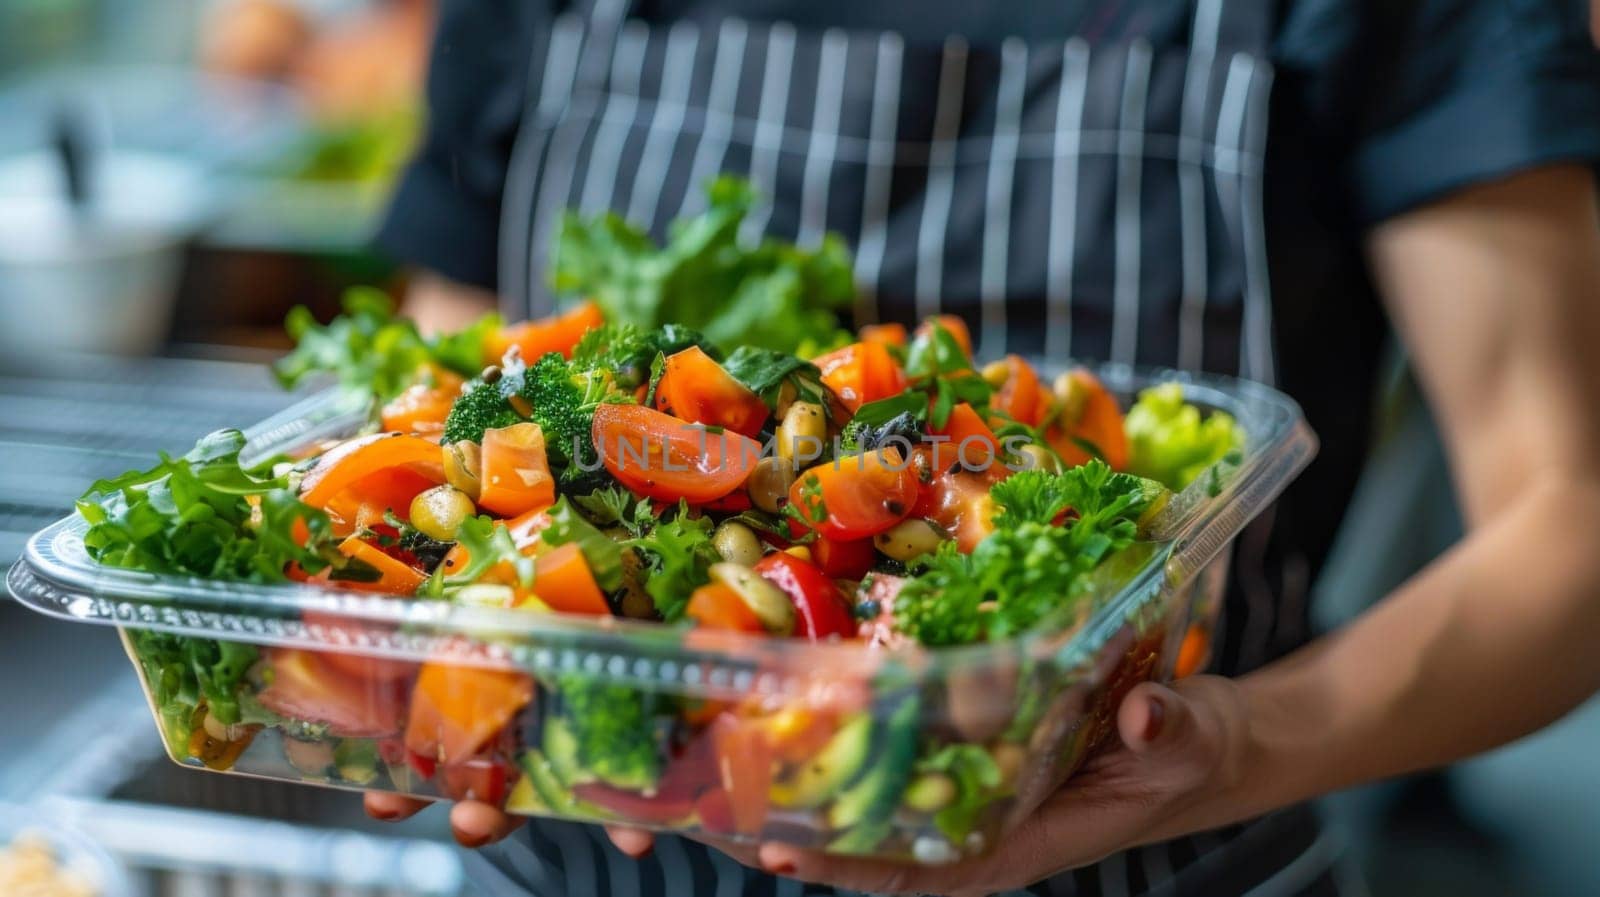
[363,793,526,848]
[606,676,1258,896]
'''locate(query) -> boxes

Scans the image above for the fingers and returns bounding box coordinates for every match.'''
[448,801,526,848]
[750,843,974,897]
[364,791,431,821]
[605,826,655,859]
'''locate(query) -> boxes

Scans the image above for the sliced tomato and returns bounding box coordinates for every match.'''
[257,647,409,738]
[655,346,769,438]
[299,611,418,685]
[574,782,696,824]
[1046,369,1130,470]
[592,403,761,504]
[931,402,1000,471]
[405,662,535,766]
[486,301,605,363]
[990,355,1050,427]
[337,535,428,595]
[858,322,908,348]
[686,583,765,633]
[812,341,907,413]
[531,542,610,615]
[701,489,753,513]
[915,314,973,358]
[300,433,445,510]
[922,468,997,553]
[789,447,917,541]
[441,754,514,805]
[809,534,876,580]
[479,422,556,518]
[710,713,774,835]
[694,786,737,834]
[754,552,855,641]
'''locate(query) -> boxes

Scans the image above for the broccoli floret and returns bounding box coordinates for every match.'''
[573,322,717,388]
[555,674,662,790]
[441,377,522,445]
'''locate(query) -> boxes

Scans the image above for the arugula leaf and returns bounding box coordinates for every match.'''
[541,497,624,591]
[572,486,656,538]
[720,346,827,412]
[274,287,498,401]
[425,515,533,597]
[552,176,854,355]
[77,429,333,583]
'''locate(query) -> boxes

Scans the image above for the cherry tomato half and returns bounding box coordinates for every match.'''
[592,403,761,504]
[655,346,770,438]
[812,341,907,413]
[754,552,855,640]
[789,447,918,541]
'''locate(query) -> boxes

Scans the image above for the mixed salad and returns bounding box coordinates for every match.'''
[76,180,1245,858]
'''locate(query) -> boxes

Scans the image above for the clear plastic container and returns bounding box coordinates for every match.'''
[8,365,1314,864]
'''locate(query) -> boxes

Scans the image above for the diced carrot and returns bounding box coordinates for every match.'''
[687,583,765,633]
[478,423,556,517]
[530,542,610,615]
[1046,369,1130,470]
[932,402,999,470]
[406,662,535,765]
[990,355,1050,427]
[813,341,907,413]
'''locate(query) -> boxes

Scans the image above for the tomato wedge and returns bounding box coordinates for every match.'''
[812,341,907,413]
[915,314,973,358]
[1046,369,1130,470]
[990,355,1050,427]
[710,713,774,835]
[809,534,876,580]
[687,582,765,633]
[858,322,908,347]
[532,542,609,615]
[299,611,418,685]
[257,647,409,737]
[753,552,855,640]
[300,433,445,510]
[441,755,514,805]
[337,535,428,595]
[592,403,760,504]
[789,447,917,541]
[405,661,535,766]
[931,402,1000,470]
[485,300,605,362]
[921,468,997,553]
[478,423,556,518]
[654,346,769,438]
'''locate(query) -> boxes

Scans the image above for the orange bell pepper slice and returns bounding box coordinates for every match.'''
[478,423,556,517]
[337,535,428,595]
[300,433,446,510]
[530,542,610,615]
[405,661,535,766]
[322,466,441,536]
[485,301,604,363]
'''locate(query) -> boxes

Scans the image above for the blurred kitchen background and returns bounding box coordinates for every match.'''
[0,1,1597,896]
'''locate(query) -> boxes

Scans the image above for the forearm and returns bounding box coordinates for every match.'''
[1233,469,1600,815]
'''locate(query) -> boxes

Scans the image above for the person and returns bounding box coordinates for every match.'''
[363,1,1600,894]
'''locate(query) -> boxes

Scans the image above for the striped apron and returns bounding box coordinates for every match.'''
[480,1,1351,894]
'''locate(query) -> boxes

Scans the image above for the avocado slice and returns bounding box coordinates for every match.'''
[827,698,919,831]
[771,713,875,809]
[543,716,595,787]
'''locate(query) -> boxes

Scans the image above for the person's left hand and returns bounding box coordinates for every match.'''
[607,675,1259,896]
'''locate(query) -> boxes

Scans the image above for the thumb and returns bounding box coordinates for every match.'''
[1116,681,1201,756]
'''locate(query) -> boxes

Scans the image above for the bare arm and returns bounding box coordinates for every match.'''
[1233,163,1600,813]
[402,271,498,335]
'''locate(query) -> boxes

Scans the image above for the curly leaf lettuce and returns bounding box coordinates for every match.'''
[1124,383,1245,490]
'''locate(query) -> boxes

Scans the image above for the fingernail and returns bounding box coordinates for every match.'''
[628,844,654,860]
[457,831,489,848]
[370,809,397,821]
[1142,695,1166,742]
[765,859,796,877]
